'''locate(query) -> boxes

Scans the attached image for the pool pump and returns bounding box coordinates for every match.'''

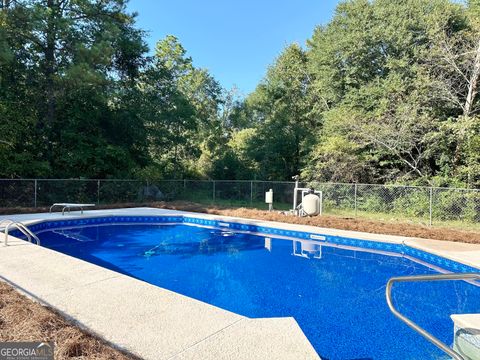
[291,175,322,217]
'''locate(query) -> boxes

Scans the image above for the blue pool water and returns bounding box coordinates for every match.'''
[33,221,480,360]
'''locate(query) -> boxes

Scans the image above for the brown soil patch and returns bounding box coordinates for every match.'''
[0,281,137,359]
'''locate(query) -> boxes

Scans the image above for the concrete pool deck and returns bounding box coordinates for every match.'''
[0,236,318,360]
[1,207,480,359]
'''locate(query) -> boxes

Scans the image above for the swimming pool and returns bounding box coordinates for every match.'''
[19,216,480,359]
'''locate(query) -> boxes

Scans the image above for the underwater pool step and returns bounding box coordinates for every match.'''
[451,314,480,360]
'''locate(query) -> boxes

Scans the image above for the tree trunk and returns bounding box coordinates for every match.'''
[464,39,480,117]
[45,0,56,129]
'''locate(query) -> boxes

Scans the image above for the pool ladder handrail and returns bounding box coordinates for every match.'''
[0,219,40,246]
[386,272,480,360]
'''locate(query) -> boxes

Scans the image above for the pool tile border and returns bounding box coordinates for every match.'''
[14,214,480,274]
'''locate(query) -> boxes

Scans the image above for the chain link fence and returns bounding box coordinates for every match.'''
[0,179,479,229]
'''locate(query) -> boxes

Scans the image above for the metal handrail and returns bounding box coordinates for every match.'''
[386,273,480,360]
[1,219,40,246]
[13,222,41,245]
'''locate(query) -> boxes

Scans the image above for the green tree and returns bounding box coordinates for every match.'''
[239,44,321,180]
[302,0,475,185]
[139,35,224,180]
[0,0,148,178]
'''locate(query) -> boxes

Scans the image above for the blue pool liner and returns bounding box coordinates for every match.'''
[10,215,480,274]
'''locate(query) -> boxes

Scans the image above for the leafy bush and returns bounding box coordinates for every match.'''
[392,190,430,218]
[432,190,480,222]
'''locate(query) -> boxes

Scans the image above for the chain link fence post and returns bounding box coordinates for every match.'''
[250,181,253,207]
[183,179,187,200]
[97,180,100,205]
[33,179,37,208]
[212,180,215,204]
[354,183,358,217]
[429,187,433,226]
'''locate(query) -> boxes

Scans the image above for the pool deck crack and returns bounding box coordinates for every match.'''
[165,317,246,360]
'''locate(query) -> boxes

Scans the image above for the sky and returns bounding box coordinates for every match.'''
[127,0,340,96]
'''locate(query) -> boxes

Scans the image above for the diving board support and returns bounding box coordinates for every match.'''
[50,203,96,215]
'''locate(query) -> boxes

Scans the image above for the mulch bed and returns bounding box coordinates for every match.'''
[0,281,137,359]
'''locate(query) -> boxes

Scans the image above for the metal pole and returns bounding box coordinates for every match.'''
[293,179,299,215]
[429,187,433,226]
[34,179,37,208]
[250,181,253,206]
[354,183,358,217]
[97,180,100,205]
[212,180,215,204]
[386,273,480,360]
[319,191,323,216]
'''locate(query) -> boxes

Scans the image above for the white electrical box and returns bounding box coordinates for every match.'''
[265,189,273,204]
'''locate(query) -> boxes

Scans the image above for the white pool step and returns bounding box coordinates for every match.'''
[451,314,480,360]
